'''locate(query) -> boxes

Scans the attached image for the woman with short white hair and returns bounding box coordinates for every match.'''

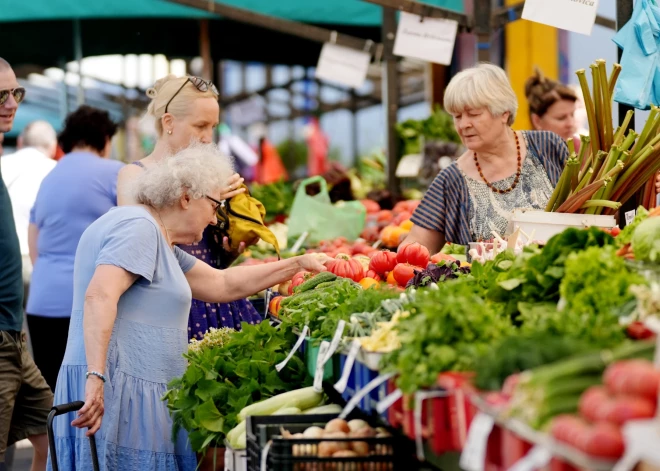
[404,63,569,250]
[48,142,331,471]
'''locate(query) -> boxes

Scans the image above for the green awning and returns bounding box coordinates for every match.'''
[1,0,463,67]
[1,0,463,26]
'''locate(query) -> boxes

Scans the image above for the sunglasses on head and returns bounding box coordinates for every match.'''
[0,87,26,106]
[164,77,219,114]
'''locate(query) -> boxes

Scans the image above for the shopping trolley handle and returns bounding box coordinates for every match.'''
[51,401,85,416]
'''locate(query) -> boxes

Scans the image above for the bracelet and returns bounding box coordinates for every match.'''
[86,371,107,383]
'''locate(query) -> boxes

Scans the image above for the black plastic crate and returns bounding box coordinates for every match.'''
[246,414,409,471]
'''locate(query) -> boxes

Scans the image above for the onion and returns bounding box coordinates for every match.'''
[332,450,358,457]
[325,418,350,434]
[303,426,324,439]
[347,419,369,432]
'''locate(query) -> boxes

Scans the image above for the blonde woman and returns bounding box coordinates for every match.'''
[117,75,262,340]
[402,63,569,251]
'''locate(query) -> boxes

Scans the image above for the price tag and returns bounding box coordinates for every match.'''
[395,154,423,178]
[290,231,309,253]
[414,390,450,461]
[323,320,346,364]
[314,341,331,392]
[508,445,552,471]
[315,43,371,89]
[264,289,272,317]
[459,412,496,471]
[334,339,360,394]
[625,209,636,227]
[339,372,395,419]
[275,325,308,372]
[522,0,600,36]
[393,12,458,66]
[376,388,402,415]
[613,419,660,471]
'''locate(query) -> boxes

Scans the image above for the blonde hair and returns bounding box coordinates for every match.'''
[134,141,235,209]
[444,63,518,126]
[146,75,218,135]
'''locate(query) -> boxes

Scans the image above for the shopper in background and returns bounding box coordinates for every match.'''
[525,67,578,143]
[0,57,51,471]
[1,121,58,292]
[403,63,568,251]
[50,143,330,471]
[117,75,263,340]
[27,105,123,392]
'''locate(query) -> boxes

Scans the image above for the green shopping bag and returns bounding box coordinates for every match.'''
[287,176,366,245]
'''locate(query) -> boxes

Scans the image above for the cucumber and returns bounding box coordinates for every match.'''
[294,272,338,294]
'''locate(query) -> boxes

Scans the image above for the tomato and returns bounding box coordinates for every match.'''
[290,271,312,295]
[393,211,413,226]
[365,270,381,281]
[369,251,398,277]
[328,255,365,282]
[377,210,394,223]
[609,226,621,237]
[278,280,292,296]
[392,263,423,287]
[359,277,380,289]
[268,296,283,317]
[360,199,381,214]
[397,242,430,268]
[386,271,397,286]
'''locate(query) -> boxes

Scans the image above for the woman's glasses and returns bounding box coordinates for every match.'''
[0,87,26,106]
[164,77,219,114]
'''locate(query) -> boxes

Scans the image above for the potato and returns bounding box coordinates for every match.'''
[347,419,369,432]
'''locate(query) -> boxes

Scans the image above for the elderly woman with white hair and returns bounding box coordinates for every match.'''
[48,143,330,471]
[404,63,569,250]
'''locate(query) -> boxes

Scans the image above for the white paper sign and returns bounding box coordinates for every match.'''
[315,43,371,89]
[313,341,331,392]
[393,12,458,66]
[275,326,308,372]
[395,154,423,178]
[508,445,552,471]
[334,339,361,394]
[459,413,495,471]
[522,0,600,36]
[625,209,636,227]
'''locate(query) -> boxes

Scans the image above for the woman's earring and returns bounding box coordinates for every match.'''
[167,130,172,135]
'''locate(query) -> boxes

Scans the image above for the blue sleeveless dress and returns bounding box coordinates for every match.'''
[131,161,262,340]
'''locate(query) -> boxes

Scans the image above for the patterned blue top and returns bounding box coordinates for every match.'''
[410,131,569,245]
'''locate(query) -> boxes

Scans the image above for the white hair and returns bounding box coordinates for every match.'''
[21,120,57,153]
[444,63,518,126]
[134,142,235,209]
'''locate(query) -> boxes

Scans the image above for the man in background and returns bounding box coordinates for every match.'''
[1,121,57,291]
[0,57,51,471]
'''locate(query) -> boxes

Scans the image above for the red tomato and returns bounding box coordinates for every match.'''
[365,270,382,281]
[392,211,413,226]
[328,255,365,282]
[269,296,283,317]
[360,199,381,214]
[392,263,423,287]
[376,210,394,223]
[397,242,430,268]
[610,226,621,237]
[290,271,312,295]
[369,251,398,277]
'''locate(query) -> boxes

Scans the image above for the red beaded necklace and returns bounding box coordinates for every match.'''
[473,131,522,194]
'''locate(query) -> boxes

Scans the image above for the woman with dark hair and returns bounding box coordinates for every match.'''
[26,105,123,392]
[525,67,578,143]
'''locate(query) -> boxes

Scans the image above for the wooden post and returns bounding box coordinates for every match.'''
[382,7,401,199]
[199,19,213,81]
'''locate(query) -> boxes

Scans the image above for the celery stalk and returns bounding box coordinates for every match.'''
[613,110,634,146]
[577,69,601,161]
[591,64,605,151]
[597,60,613,150]
[581,199,622,210]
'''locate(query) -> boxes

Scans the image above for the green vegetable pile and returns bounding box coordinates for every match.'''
[384,279,514,394]
[249,180,294,222]
[279,277,400,342]
[396,105,461,156]
[164,321,309,453]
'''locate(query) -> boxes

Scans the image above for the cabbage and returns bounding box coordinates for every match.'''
[631,217,660,263]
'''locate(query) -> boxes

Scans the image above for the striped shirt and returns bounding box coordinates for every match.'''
[411,130,569,245]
